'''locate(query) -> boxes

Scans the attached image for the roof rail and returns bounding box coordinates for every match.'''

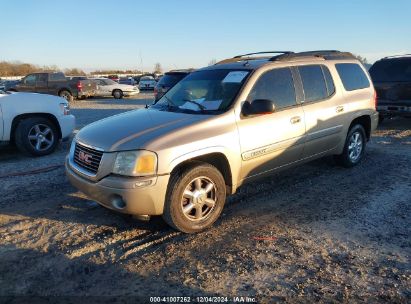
[215,51,293,65]
[271,50,356,61]
[234,51,293,58]
[382,54,411,59]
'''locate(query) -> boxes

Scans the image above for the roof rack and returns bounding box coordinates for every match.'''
[382,54,411,59]
[215,51,293,65]
[215,50,357,65]
[271,50,356,61]
[234,51,293,58]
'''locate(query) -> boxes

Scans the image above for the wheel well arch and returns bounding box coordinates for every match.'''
[10,113,62,142]
[349,115,371,140]
[58,88,72,96]
[170,152,233,193]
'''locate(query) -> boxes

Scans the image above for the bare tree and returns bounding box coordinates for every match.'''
[208,58,217,66]
[64,68,86,76]
[154,62,162,73]
[355,54,368,65]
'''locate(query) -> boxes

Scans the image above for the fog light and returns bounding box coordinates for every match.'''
[135,180,152,188]
[112,196,126,209]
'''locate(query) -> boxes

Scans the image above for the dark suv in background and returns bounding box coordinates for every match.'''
[369,55,411,120]
[154,69,192,101]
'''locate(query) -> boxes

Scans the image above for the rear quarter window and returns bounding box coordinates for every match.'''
[335,63,370,91]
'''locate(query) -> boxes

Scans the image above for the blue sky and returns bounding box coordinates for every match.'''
[1,0,410,72]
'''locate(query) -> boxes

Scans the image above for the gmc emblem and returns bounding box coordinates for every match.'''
[78,151,92,164]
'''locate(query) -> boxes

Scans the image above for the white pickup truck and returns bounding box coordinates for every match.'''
[0,90,75,156]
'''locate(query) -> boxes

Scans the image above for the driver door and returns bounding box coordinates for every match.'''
[236,67,306,181]
[17,74,37,92]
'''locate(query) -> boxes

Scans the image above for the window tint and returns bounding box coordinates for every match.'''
[24,74,36,85]
[36,73,47,83]
[335,63,370,91]
[49,73,66,81]
[248,68,296,110]
[369,58,411,82]
[298,65,328,102]
[322,66,335,95]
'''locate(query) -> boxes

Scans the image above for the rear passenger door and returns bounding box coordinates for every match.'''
[237,67,306,181]
[298,64,344,158]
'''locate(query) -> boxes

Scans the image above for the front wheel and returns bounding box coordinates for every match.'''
[162,162,227,233]
[113,89,123,99]
[15,117,59,156]
[334,124,366,168]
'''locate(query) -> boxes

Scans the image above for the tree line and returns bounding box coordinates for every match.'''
[0,61,88,77]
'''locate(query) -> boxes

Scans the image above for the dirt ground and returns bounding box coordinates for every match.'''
[0,95,410,303]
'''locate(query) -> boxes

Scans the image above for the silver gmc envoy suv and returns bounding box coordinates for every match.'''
[66,50,378,233]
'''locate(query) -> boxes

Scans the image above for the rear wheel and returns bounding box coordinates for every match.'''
[15,117,59,156]
[59,90,73,102]
[162,162,226,233]
[113,89,123,99]
[334,124,366,168]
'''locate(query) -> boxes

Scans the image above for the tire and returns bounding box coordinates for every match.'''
[162,162,227,233]
[59,90,73,102]
[334,124,366,168]
[113,89,123,99]
[15,117,59,156]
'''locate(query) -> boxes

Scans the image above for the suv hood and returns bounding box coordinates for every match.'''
[75,108,207,152]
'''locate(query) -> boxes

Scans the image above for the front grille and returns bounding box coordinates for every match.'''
[73,143,103,174]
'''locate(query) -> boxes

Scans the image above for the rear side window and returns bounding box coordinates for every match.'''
[298,65,329,102]
[335,63,370,91]
[369,58,411,82]
[248,68,296,110]
[49,73,66,81]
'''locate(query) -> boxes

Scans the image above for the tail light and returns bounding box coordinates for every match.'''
[77,81,82,91]
[373,89,377,110]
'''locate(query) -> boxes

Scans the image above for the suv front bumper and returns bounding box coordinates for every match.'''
[65,160,170,215]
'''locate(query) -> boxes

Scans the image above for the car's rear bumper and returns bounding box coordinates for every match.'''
[65,160,169,216]
[377,100,411,116]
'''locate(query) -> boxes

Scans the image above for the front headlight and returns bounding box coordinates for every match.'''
[113,150,157,177]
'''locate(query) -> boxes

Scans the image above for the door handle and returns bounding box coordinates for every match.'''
[290,116,301,124]
[336,105,344,113]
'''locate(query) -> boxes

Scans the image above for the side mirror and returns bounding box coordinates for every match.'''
[242,99,276,116]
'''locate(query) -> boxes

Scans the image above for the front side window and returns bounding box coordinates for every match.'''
[24,74,36,85]
[335,63,370,91]
[247,68,296,110]
[153,69,249,113]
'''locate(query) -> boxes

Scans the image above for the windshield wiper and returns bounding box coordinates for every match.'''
[183,99,206,111]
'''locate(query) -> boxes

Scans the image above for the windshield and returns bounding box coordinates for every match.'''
[152,69,249,113]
